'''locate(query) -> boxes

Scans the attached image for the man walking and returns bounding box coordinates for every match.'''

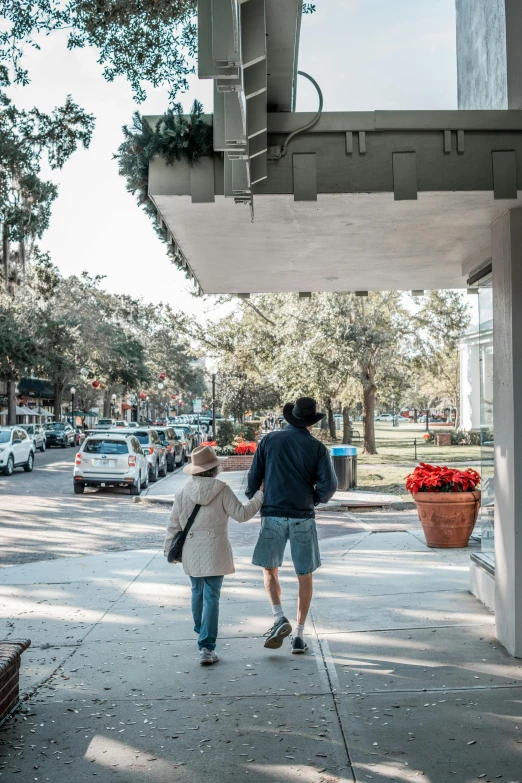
[246,397,337,654]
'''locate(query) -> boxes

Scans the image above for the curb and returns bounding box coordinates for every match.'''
[133,496,172,506]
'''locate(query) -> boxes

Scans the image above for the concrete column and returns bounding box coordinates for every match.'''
[456,0,522,110]
[492,207,522,657]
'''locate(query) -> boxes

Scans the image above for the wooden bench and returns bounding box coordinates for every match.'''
[0,640,31,727]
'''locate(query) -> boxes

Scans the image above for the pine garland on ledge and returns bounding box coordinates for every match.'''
[115,100,214,278]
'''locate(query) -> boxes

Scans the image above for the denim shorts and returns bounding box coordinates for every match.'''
[252,516,321,575]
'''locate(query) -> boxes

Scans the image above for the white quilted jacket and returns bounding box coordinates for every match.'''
[164,477,263,577]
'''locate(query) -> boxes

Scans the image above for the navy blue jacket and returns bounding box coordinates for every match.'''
[245,425,337,518]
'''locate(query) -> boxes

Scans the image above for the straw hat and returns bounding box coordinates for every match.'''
[183,444,221,475]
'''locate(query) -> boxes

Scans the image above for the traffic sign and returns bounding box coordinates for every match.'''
[193,398,203,413]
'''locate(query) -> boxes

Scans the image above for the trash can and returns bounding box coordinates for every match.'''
[330,445,357,490]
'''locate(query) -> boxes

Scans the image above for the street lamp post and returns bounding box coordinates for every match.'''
[212,374,217,440]
[70,387,76,426]
[207,362,218,439]
[392,396,399,428]
[111,393,117,420]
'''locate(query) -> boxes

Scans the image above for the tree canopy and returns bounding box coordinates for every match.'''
[190,291,470,454]
[1,0,197,102]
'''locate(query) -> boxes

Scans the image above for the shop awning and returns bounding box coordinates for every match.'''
[18,378,54,398]
[121,403,135,411]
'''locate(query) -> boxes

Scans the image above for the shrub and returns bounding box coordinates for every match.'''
[240,423,257,442]
[217,420,235,448]
[451,429,471,446]
[405,463,480,493]
[216,444,235,456]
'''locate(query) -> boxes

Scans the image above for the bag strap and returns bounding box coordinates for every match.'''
[183,503,201,537]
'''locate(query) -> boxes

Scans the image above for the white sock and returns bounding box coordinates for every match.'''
[272,604,285,621]
[295,623,305,638]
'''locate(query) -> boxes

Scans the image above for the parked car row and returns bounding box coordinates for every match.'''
[73,425,188,495]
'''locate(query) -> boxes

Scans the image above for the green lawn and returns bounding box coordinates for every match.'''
[320,422,482,467]
[356,465,412,499]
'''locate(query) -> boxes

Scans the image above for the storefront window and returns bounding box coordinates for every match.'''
[478,277,494,556]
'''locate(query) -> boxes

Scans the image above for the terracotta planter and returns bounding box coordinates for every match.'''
[412,491,481,548]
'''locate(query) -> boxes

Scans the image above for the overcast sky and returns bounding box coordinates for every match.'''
[7,0,457,317]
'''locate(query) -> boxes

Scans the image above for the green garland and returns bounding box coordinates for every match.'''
[115,100,214,275]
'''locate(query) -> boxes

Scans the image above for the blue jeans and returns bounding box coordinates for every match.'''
[190,575,224,651]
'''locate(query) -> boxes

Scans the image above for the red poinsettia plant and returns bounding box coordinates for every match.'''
[199,441,217,447]
[405,463,480,494]
[234,441,257,455]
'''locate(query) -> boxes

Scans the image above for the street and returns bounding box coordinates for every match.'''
[0,448,382,567]
[0,447,171,566]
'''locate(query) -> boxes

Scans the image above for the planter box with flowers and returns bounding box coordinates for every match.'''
[406,463,481,548]
[198,440,258,472]
[220,441,257,472]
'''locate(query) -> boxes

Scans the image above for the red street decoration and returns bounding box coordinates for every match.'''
[178,400,183,406]
[159,372,166,380]
[405,463,481,494]
[170,394,177,400]
[92,380,100,388]
[139,392,147,401]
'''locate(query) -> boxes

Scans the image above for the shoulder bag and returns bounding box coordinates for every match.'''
[167,503,201,564]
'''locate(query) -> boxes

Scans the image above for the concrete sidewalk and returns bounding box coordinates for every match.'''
[1,520,521,780]
[139,468,398,510]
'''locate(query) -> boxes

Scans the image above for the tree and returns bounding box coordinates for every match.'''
[1,1,197,102]
[0,286,39,422]
[409,290,470,428]
[197,292,411,454]
[0,70,94,291]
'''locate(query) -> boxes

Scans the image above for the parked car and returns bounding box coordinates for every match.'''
[43,422,76,448]
[375,413,394,422]
[20,423,47,452]
[152,426,185,470]
[175,425,199,453]
[153,418,169,426]
[96,418,116,430]
[0,427,35,475]
[127,428,167,482]
[73,433,148,495]
[114,421,128,428]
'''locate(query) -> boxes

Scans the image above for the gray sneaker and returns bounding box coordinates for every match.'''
[199,648,219,665]
[263,616,292,649]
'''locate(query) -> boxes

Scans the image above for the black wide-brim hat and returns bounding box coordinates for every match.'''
[283,397,325,428]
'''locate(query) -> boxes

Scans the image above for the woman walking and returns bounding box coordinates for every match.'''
[164,444,264,665]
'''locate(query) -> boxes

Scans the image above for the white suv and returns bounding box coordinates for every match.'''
[73,433,149,496]
[0,427,36,475]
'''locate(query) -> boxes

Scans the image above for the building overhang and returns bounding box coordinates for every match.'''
[146,109,522,293]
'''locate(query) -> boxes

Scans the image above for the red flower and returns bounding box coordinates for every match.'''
[199,441,217,447]
[405,463,480,494]
[234,441,257,455]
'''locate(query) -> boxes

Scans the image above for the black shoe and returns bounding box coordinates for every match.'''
[291,635,308,654]
[263,617,292,649]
